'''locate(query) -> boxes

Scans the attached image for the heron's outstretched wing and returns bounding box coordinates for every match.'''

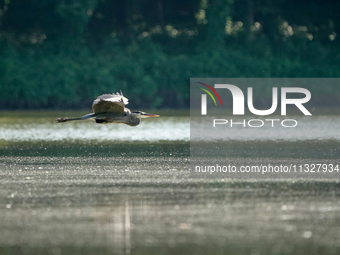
[92,92,129,114]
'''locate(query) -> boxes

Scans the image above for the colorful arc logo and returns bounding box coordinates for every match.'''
[198,82,223,106]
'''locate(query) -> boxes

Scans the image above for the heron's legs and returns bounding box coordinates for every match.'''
[55,113,96,123]
[55,117,83,122]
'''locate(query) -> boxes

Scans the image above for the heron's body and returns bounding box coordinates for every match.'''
[56,92,159,126]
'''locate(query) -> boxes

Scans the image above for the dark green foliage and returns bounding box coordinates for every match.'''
[0,0,339,109]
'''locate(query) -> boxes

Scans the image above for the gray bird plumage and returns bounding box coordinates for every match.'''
[56,91,159,126]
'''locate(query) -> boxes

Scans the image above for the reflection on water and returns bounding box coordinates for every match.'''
[95,200,131,255]
[0,111,189,142]
[0,111,339,255]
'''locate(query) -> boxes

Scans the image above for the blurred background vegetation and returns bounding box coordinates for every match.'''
[0,0,339,109]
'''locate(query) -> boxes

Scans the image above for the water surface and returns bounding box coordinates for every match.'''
[0,110,339,255]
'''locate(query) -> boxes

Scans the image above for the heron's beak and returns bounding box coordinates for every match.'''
[143,113,160,117]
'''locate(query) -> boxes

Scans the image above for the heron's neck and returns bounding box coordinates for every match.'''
[126,110,140,126]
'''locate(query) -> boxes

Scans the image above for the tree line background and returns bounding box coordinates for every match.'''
[0,0,339,109]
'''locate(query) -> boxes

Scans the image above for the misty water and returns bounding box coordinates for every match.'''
[0,110,339,255]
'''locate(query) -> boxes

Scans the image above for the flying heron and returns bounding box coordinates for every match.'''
[55,91,159,126]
